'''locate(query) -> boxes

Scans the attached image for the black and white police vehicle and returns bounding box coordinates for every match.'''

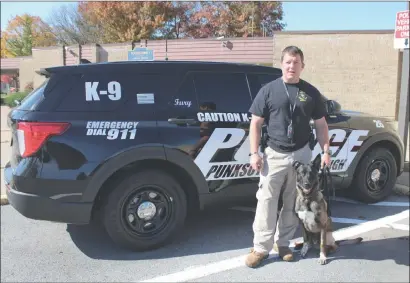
[4,61,405,251]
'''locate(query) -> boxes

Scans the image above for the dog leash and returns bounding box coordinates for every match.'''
[321,165,335,217]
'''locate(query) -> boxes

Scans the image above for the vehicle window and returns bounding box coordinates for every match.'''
[247,73,280,98]
[153,72,198,122]
[193,72,252,113]
[15,79,49,111]
[168,72,198,109]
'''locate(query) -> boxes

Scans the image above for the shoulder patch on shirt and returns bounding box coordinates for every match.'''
[298,90,308,102]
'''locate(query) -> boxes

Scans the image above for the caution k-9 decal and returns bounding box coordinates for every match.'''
[194,128,369,181]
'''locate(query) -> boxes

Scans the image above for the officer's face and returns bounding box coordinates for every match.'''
[281,53,304,82]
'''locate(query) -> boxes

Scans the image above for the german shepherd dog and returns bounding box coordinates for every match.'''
[292,155,363,265]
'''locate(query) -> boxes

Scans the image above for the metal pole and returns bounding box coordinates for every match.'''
[397,3,409,161]
[397,48,409,158]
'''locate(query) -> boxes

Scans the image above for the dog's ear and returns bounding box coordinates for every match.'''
[292,160,304,171]
[311,153,322,171]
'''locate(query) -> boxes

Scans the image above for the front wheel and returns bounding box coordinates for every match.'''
[102,170,187,251]
[351,147,397,203]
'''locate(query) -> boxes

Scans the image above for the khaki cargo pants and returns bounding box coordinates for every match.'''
[252,143,312,254]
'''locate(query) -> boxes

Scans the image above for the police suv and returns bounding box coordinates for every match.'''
[4,61,405,251]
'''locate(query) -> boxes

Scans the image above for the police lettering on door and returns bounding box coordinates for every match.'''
[85,81,122,101]
[194,127,369,181]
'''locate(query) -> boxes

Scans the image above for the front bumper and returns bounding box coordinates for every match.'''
[4,163,93,224]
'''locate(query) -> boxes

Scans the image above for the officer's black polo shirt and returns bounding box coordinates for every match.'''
[249,77,327,153]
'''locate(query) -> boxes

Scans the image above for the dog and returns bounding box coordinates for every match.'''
[292,154,363,265]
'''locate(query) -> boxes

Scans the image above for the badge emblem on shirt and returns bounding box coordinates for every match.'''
[298,91,307,102]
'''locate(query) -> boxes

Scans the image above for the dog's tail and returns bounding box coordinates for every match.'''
[335,237,363,246]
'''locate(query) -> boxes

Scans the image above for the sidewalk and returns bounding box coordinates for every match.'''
[1,106,11,204]
[1,105,10,131]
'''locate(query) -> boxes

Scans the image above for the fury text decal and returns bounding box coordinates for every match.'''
[174,99,192,107]
[85,81,122,101]
[86,121,138,140]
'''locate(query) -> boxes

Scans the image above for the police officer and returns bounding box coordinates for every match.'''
[245,46,331,268]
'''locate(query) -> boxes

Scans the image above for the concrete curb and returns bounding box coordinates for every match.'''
[1,194,9,205]
[393,184,410,197]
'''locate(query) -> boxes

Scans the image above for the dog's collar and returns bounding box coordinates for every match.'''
[297,184,314,195]
[297,186,318,200]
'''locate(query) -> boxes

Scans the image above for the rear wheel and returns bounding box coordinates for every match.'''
[102,170,187,251]
[351,147,397,203]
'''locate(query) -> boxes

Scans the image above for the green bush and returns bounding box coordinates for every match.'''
[1,92,29,108]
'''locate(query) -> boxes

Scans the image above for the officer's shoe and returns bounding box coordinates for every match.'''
[245,248,269,268]
[277,246,294,262]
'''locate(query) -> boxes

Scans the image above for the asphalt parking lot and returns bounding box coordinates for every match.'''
[1,192,409,282]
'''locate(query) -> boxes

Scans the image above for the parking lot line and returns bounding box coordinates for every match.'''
[332,196,409,207]
[331,217,367,224]
[383,223,410,231]
[140,210,409,283]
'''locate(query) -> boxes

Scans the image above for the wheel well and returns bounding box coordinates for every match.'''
[359,140,401,176]
[91,159,200,221]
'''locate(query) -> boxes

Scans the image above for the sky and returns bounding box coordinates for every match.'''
[0,1,408,32]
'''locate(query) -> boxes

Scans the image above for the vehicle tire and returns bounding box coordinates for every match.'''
[350,147,397,203]
[102,170,187,251]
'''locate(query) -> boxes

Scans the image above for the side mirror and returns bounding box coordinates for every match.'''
[326,100,341,115]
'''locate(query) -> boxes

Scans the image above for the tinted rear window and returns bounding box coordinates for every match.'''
[247,73,281,98]
[15,79,48,111]
[193,72,252,113]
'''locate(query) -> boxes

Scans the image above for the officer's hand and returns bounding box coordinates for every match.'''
[250,154,263,172]
[321,152,331,169]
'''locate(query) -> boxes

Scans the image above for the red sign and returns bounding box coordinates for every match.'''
[395,10,409,39]
[394,10,409,49]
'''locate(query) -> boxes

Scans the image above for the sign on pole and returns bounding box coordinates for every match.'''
[394,10,409,49]
[128,47,154,61]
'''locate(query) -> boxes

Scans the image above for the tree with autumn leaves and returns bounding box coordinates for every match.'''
[75,1,285,41]
[1,14,57,58]
[187,1,285,38]
[1,1,285,58]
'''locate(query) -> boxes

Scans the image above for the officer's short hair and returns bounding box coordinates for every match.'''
[281,46,304,63]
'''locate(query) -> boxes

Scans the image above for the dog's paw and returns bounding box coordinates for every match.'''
[318,252,327,265]
[300,243,310,258]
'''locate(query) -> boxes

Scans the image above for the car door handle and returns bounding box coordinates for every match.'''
[168,118,197,125]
